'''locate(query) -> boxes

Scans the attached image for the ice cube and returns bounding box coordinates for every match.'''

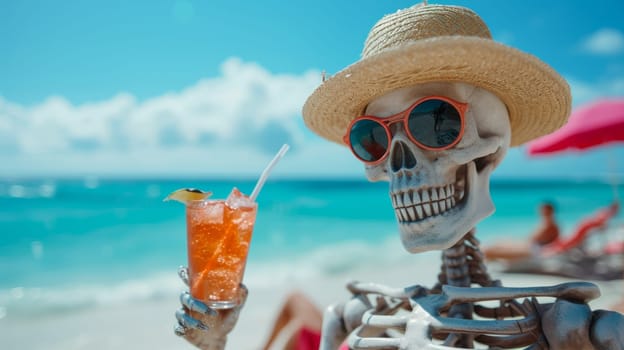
[225,187,255,209]
[188,200,224,225]
[204,201,225,224]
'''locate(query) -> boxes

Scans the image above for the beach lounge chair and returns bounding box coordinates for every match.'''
[502,202,622,281]
[542,202,619,256]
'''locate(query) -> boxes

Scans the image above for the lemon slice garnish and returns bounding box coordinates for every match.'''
[164,188,212,203]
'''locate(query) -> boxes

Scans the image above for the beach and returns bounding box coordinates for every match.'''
[0,178,622,349]
[1,254,622,350]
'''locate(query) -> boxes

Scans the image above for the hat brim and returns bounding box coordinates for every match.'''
[302,36,571,147]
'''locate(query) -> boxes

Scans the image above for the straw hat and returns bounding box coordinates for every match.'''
[302,3,571,147]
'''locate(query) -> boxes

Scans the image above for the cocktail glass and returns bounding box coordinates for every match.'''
[185,188,257,309]
[169,144,289,310]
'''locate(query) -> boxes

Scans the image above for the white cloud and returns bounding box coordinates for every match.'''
[1,58,322,155]
[0,142,364,178]
[580,28,624,55]
[2,58,621,179]
[567,75,624,106]
[0,58,369,178]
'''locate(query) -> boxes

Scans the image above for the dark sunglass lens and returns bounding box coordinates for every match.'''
[349,119,389,162]
[407,99,461,148]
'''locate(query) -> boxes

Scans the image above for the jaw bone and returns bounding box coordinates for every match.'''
[399,160,494,253]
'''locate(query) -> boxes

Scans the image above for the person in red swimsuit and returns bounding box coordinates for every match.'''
[261,291,350,350]
[261,291,323,350]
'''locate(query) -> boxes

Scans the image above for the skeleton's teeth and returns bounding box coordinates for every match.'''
[406,206,416,221]
[404,192,412,207]
[423,203,432,216]
[415,205,423,219]
[421,190,430,203]
[413,191,421,204]
[398,208,406,221]
[391,172,468,223]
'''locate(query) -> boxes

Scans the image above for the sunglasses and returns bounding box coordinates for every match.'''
[343,96,467,164]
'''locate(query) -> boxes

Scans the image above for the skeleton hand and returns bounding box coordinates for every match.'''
[174,266,247,350]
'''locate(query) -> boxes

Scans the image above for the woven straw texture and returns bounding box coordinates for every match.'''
[302,4,571,147]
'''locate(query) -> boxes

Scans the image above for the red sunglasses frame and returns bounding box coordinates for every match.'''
[343,95,468,165]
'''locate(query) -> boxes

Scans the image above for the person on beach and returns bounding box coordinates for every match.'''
[485,201,621,263]
[542,200,620,255]
[483,201,560,262]
[260,291,323,350]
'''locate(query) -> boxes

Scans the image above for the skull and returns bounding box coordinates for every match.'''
[364,82,511,253]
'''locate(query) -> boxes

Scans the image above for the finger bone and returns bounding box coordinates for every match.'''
[175,308,209,331]
[180,292,217,316]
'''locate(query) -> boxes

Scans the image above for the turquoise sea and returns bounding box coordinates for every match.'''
[0,177,619,319]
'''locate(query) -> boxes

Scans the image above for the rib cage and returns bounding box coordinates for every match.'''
[342,230,612,349]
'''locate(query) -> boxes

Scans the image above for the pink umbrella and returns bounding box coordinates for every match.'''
[527,98,624,257]
[527,98,624,155]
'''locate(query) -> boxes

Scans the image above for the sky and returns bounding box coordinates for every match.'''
[1,0,623,179]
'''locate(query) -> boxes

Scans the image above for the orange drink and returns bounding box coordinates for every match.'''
[185,188,257,308]
[166,145,288,307]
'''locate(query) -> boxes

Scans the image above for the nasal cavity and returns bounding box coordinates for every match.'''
[390,141,417,172]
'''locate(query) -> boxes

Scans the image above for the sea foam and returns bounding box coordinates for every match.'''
[0,236,436,320]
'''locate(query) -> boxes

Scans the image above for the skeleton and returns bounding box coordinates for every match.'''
[315,83,624,349]
[309,82,624,349]
[174,82,624,349]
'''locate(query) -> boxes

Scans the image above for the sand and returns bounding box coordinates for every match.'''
[1,249,622,350]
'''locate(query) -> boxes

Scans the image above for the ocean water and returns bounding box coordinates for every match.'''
[0,177,619,319]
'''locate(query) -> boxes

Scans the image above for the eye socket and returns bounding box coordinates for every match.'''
[407,99,462,149]
[349,119,389,162]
